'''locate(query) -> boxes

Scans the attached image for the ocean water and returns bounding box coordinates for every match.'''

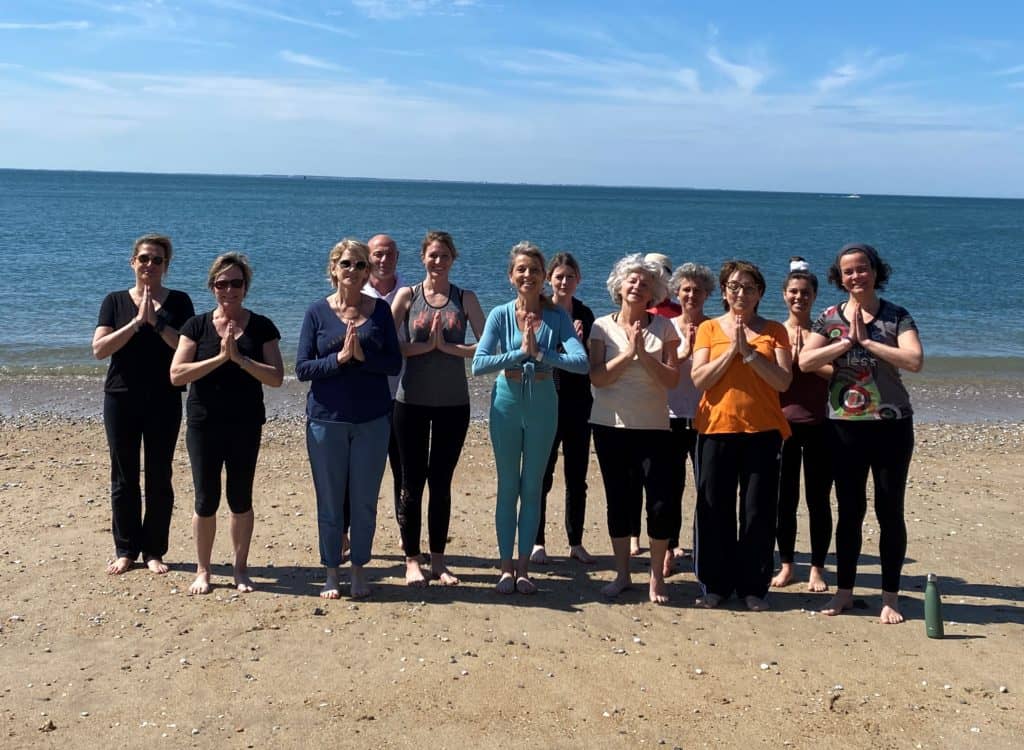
[1,168,1022,374]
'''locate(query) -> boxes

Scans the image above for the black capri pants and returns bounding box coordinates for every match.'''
[592,424,674,540]
[186,421,263,517]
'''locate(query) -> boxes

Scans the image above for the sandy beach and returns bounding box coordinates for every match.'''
[1,400,1022,748]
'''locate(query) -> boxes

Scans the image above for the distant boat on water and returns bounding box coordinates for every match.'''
[845,193,861,199]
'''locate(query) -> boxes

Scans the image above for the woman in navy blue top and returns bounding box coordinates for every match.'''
[297,238,402,600]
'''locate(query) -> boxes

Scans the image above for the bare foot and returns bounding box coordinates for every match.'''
[516,576,537,595]
[601,576,632,598]
[629,537,642,556]
[188,571,211,595]
[673,547,691,559]
[529,545,548,564]
[662,554,677,578]
[569,545,595,564]
[695,592,723,609]
[821,589,854,616]
[496,572,515,594]
[145,557,169,575]
[234,569,255,593]
[405,559,428,588]
[770,562,794,588]
[649,575,669,605]
[808,566,829,593]
[745,595,770,611]
[350,566,371,599]
[879,592,905,624]
[432,568,460,586]
[320,570,341,599]
[107,556,133,575]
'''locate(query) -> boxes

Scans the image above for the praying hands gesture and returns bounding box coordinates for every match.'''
[731,316,754,361]
[520,312,540,359]
[337,322,365,364]
[134,286,158,330]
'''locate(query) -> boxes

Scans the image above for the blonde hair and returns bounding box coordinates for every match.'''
[326,238,371,286]
[206,252,252,291]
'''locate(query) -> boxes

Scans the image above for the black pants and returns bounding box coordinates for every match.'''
[592,425,673,540]
[537,395,592,546]
[829,418,914,592]
[104,390,182,561]
[776,421,833,567]
[694,431,782,600]
[186,421,262,517]
[666,417,698,549]
[343,410,401,536]
[393,402,470,557]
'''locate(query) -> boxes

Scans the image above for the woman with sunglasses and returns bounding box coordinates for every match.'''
[798,243,923,624]
[171,253,284,595]
[93,234,195,576]
[691,260,792,611]
[297,239,402,599]
[390,231,486,587]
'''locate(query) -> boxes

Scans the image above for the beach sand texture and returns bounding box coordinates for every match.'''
[1,417,1021,749]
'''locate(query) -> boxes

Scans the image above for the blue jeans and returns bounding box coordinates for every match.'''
[307,415,390,567]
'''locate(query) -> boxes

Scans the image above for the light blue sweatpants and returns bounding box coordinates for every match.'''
[307,415,390,567]
[489,376,558,559]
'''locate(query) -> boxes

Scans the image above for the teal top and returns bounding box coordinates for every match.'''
[471,301,589,383]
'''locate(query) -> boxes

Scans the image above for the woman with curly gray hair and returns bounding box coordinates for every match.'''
[589,253,680,604]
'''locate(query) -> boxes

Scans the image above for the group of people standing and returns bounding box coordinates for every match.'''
[95,232,922,624]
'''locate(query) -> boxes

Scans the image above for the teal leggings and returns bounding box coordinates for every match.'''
[489,375,558,559]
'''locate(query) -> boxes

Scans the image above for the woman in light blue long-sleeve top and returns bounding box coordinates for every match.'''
[471,242,589,594]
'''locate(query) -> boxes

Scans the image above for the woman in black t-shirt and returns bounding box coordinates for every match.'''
[171,253,284,595]
[93,234,195,576]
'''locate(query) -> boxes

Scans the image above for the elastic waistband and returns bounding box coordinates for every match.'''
[503,369,551,382]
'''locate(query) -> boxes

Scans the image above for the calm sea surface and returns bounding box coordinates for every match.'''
[2,169,1022,373]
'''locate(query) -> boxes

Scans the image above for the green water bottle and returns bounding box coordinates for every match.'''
[925,573,944,639]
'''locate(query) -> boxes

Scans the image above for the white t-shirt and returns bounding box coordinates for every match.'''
[588,313,678,430]
[363,273,403,398]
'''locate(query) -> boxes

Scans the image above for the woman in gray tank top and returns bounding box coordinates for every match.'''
[390,231,486,588]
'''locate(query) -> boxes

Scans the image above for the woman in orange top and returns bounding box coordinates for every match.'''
[691,260,792,611]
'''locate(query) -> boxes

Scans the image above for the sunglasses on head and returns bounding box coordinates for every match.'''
[213,278,245,290]
[135,253,165,266]
[337,259,368,270]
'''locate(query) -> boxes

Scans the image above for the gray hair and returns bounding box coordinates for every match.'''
[670,262,716,296]
[605,253,668,307]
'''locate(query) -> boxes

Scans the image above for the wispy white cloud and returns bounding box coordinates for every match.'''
[993,64,1024,76]
[816,53,905,93]
[279,50,343,71]
[40,72,116,93]
[0,20,90,31]
[351,0,477,21]
[210,0,354,35]
[706,46,764,93]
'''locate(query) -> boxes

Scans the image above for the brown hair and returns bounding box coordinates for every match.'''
[421,230,458,260]
[827,242,891,291]
[719,259,766,311]
[509,241,554,308]
[132,233,173,264]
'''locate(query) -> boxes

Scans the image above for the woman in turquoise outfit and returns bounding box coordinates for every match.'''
[472,242,589,594]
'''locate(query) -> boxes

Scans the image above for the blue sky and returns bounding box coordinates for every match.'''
[2,1,1023,197]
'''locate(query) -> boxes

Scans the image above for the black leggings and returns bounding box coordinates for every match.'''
[393,402,470,557]
[776,421,833,567]
[186,422,262,517]
[829,418,914,592]
[592,425,674,540]
[694,431,782,600]
[666,418,698,549]
[537,395,592,546]
[104,390,182,560]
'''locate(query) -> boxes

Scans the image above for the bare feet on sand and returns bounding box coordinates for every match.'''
[107,556,133,575]
[350,566,371,599]
[431,567,460,586]
[879,592,905,624]
[405,558,428,587]
[145,557,169,574]
[745,595,770,611]
[649,574,669,605]
[189,570,212,595]
[320,569,341,599]
[234,569,255,593]
[821,589,854,616]
[696,592,723,609]
[515,576,537,594]
[662,554,677,578]
[529,545,548,564]
[629,537,642,556]
[808,566,829,593]
[601,576,632,598]
[496,572,515,594]
[569,545,595,564]
[770,562,794,588]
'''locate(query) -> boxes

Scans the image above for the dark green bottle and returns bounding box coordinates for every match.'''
[925,573,944,638]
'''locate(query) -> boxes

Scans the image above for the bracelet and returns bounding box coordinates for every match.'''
[742,351,758,364]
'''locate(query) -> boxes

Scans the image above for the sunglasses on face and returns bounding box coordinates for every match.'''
[135,254,165,266]
[213,278,245,290]
[336,259,369,270]
[725,282,759,295]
